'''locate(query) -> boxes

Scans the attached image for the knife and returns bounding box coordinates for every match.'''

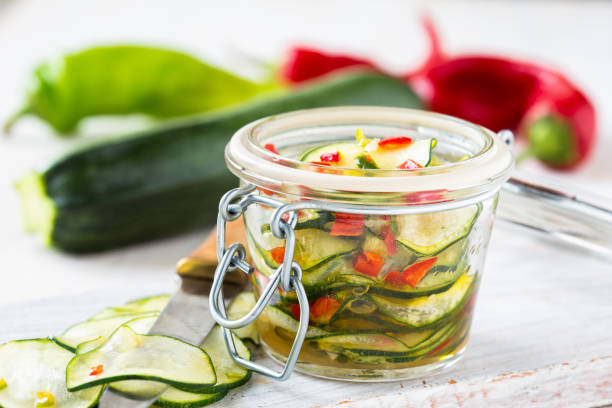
[99,221,249,408]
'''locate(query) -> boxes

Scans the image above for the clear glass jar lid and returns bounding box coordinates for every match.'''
[225,107,514,205]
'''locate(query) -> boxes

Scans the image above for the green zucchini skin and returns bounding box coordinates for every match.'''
[20,72,422,253]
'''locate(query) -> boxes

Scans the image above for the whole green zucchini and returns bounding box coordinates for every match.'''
[17,72,422,253]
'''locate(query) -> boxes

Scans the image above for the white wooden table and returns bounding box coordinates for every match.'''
[1,1,611,407]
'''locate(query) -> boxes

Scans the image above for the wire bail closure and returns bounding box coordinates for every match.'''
[209,184,308,380]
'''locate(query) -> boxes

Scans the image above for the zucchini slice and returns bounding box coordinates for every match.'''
[299,142,364,168]
[262,306,328,338]
[227,292,260,344]
[387,317,468,362]
[89,295,169,320]
[299,138,435,169]
[247,229,357,285]
[54,312,158,351]
[110,326,250,398]
[311,333,410,364]
[370,273,475,328]
[73,314,159,355]
[66,326,216,392]
[0,339,103,408]
[395,204,481,256]
[152,389,227,408]
[370,138,435,168]
[260,210,334,234]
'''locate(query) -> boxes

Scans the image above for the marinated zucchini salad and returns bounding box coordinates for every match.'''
[246,130,486,375]
[0,293,259,408]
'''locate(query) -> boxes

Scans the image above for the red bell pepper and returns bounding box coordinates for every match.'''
[309,161,332,166]
[352,251,384,277]
[264,143,279,154]
[380,224,397,255]
[290,303,301,320]
[310,296,341,324]
[384,257,437,287]
[320,150,341,163]
[378,136,413,149]
[270,246,285,265]
[279,46,377,84]
[89,365,104,376]
[397,159,422,170]
[330,212,365,236]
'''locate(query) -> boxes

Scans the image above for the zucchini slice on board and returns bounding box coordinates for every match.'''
[395,204,481,256]
[66,326,216,392]
[89,295,169,320]
[73,314,159,354]
[370,273,475,328]
[152,388,227,408]
[110,326,250,399]
[54,312,159,351]
[0,339,103,408]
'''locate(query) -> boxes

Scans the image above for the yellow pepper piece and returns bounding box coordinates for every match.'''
[0,378,6,390]
[35,391,55,407]
[355,128,370,149]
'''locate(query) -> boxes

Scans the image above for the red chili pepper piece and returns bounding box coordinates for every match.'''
[290,303,301,320]
[352,251,384,277]
[280,47,377,84]
[320,151,341,163]
[402,258,437,287]
[397,159,422,170]
[309,161,332,166]
[310,296,341,323]
[330,213,365,236]
[380,224,397,255]
[378,136,413,149]
[89,365,104,376]
[264,143,279,154]
[384,270,404,286]
[270,246,285,265]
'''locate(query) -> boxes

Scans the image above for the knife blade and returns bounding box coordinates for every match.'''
[99,221,248,408]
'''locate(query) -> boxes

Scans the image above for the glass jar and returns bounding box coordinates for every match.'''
[216,107,514,381]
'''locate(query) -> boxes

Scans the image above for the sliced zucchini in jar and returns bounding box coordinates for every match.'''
[0,339,103,408]
[370,273,475,328]
[395,204,481,256]
[261,306,328,338]
[295,229,359,271]
[54,312,158,351]
[227,292,260,344]
[387,317,469,362]
[370,138,436,168]
[310,333,410,364]
[66,326,216,392]
[89,294,169,320]
[260,210,334,234]
[299,142,364,167]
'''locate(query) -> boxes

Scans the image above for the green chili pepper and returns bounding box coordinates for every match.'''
[355,154,379,169]
[4,45,275,135]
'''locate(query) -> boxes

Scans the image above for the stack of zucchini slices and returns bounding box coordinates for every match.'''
[0,293,258,408]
